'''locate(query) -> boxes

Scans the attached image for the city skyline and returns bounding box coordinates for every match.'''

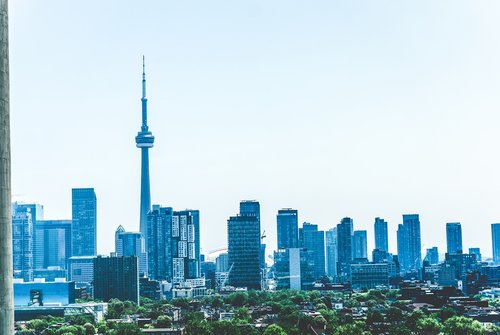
[9,1,500,258]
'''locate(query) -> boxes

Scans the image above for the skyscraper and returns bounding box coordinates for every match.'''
[71,188,97,257]
[239,200,260,219]
[12,203,44,224]
[469,248,481,262]
[374,217,388,253]
[115,226,148,277]
[337,217,353,276]
[146,205,173,280]
[93,256,139,305]
[12,211,33,282]
[353,230,368,260]
[34,220,72,270]
[325,228,337,277]
[299,223,326,280]
[277,209,299,250]
[227,201,261,289]
[171,210,200,284]
[135,58,155,240]
[425,247,439,265]
[215,253,229,273]
[492,224,500,264]
[446,222,463,254]
[274,248,315,291]
[397,214,422,274]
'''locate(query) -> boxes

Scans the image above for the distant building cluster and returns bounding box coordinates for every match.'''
[10,61,500,325]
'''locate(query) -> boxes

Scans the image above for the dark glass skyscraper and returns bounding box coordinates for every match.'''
[492,224,500,264]
[446,222,463,254]
[277,208,299,250]
[239,200,260,219]
[136,58,155,240]
[227,201,261,289]
[93,256,139,305]
[146,205,172,280]
[336,217,353,276]
[397,214,422,274]
[71,188,96,257]
[374,217,388,253]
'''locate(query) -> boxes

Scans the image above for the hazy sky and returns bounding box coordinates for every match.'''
[9,1,500,260]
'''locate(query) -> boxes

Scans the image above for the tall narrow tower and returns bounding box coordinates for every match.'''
[135,57,154,240]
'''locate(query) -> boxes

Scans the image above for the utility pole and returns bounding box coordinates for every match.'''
[0,0,13,333]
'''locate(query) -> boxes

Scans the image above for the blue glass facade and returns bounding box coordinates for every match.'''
[446,222,463,254]
[147,206,173,280]
[12,211,33,282]
[277,208,299,250]
[492,224,500,264]
[337,217,353,276]
[325,228,337,277]
[353,230,367,260]
[228,201,261,289]
[397,214,422,274]
[34,220,71,271]
[14,281,75,306]
[299,222,325,280]
[71,188,97,257]
[115,226,148,277]
[374,217,388,253]
[425,247,439,265]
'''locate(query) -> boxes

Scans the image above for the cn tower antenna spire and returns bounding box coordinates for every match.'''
[142,55,146,99]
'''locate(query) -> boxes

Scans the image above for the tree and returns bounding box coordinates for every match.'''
[333,322,369,335]
[234,307,251,323]
[156,315,172,328]
[108,323,142,335]
[96,321,107,334]
[16,330,35,335]
[56,325,85,335]
[443,316,485,335]
[415,317,442,335]
[386,307,405,322]
[263,324,287,335]
[83,323,96,335]
[211,320,237,335]
[227,291,249,307]
[27,319,48,333]
[435,307,456,322]
[404,310,425,331]
[366,310,384,325]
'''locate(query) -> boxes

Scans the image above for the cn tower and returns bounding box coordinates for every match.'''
[135,56,154,240]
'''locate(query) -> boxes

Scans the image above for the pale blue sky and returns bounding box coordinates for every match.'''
[9,1,500,259]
